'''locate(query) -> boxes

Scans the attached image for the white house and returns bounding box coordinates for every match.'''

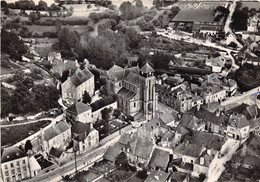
[66,101,92,123]
[62,67,95,102]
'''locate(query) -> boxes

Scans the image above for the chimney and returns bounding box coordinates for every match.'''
[216,109,220,117]
[68,69,72,77]
[200,157,204,165]
[207,149,212,156]
[197,103,201,111]
[90,123,93,129]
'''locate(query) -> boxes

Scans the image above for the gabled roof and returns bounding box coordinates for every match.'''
[144,118,169,133]
[140,63,155,73]
[179,113,203,130]
[194,108,227,126]
[144,170,170,182]
[228,114,251,128]
[49,147,64,159]
[174,126,190,136]
[183,131,224,151]
[29,156,41,171]
[161,131,175,142]
[128,137,154,160]
[43,121,71,141]
[1,146,27,163]
[103,143,124,163]
[124,71,141,86]
[71,121,91,135]
[108,64,123,75]
[174,143,205,158]
[67,101,91,115]
[118,133,137,145]
[70,68,94,87]
[117,87,136,100]
[226,103,260,120]
[148,148,170,169]
[243,155,260,167]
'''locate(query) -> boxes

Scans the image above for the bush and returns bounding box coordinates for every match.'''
[90,94,117,112]
[137,169,148,179]
[140,22,155,31]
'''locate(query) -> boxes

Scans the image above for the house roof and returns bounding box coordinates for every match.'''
[1,146,27,163]
[144,170,170,182]
[184,131,224,151]
[49,147,64,158]
[171,9,224,24]
[243,156,260,167]
[66,101,91,116]
[108,64,123,75]
[174,143,205,158]
[71,121,91,135]
[247,135,260,157]
[194,108,227,126]
[179,113,203,130]
[140,63,155,73]
[174,126,190,136]
[103,143,124,163]
[226,103,260,120]
[148,148,170,169]
[118,133,137,145]
[171,172,186,182]
[29,156,41,171]
[228,114,251,128]
[128,137,154,160]
[124,71,141,86]
[161,131,175,142]
[144,118,169,133]
[43,121,71,141]
[70,68,93,87]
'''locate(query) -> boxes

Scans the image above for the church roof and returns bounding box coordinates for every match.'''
[117,87,136,100]
[140,63,155,73]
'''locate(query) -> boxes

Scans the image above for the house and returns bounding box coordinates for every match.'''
[1,146,30,182]
[246,135,260,157]
[123,135,155,167]
[48,52,61,63]
[137,118,169,141]
[193,150,214,177]
[183,131,224,155]
[205,56,226,72]
[173,126,190,143]
[42,121,71,154]
[144,170,171,182]
[171,172,186,182]
[71,121,99,154]
[29,156,41,177]
[66,101,92,123]
[49,147,67,165]
[106,63,158,121]
[226,114,251,140]
[51,59,79,77]
[243,56,260,66]
[247,15,259,32]
[202,85,226,104]
[173,142,206,167]
[62,67,94,102]
[103,143,124,164]
[179,111,205,131]
[148,148,170,171]
[160,130,177,148]
[222,79,237,96]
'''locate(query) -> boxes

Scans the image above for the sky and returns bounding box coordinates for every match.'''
[6,0,56,6]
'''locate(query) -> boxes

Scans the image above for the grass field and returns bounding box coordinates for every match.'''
[27,25,56,34]
[241,2,260,10]
[1,120,51,148]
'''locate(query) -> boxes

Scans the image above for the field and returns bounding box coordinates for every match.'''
[27,25,56,35]
[34,38,57,57]
[241,2,260,10]
[1,120,51,148]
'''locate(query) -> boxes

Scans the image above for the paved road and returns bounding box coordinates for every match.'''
[221,86,260,107]
[207,138,241,182]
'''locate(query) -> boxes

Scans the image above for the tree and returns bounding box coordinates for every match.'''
[199,173,206,182]
[115,152,128,169]
[137,169,148,179]
[38,0,47,11]
[82,91,91,104]
[113,109,121,119]
[25,140,32,152]
[1,87,12,118]
[1,28,28,60]
[1,0,7,8]
[28,12,40,23]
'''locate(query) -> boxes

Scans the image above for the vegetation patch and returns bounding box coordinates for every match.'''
[1,120,51,147]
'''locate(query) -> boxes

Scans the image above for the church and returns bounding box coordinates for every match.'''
[106,63,158,121]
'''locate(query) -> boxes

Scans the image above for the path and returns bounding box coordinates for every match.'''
[207,138,242,182]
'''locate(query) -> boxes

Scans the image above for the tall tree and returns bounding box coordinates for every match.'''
[82,91,91,104]
[25,140,33,152]
[38,0,47,11]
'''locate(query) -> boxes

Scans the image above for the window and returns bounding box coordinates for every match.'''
[23,166,27,171]
[10,163,14,168]
[134,102,136,108]
[6,177,10,182]
[5,171,9,176]
[16,161,20,166]
[89,142,91,147]
[22,160,26,164]
[11,169,15,175]
[4,165,8,170]
[17,168,21,173]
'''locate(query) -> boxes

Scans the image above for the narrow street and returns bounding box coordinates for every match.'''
[207,138,241,182]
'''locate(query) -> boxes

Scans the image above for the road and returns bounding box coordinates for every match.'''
[207,138,241,182]
[221,86,260,107]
